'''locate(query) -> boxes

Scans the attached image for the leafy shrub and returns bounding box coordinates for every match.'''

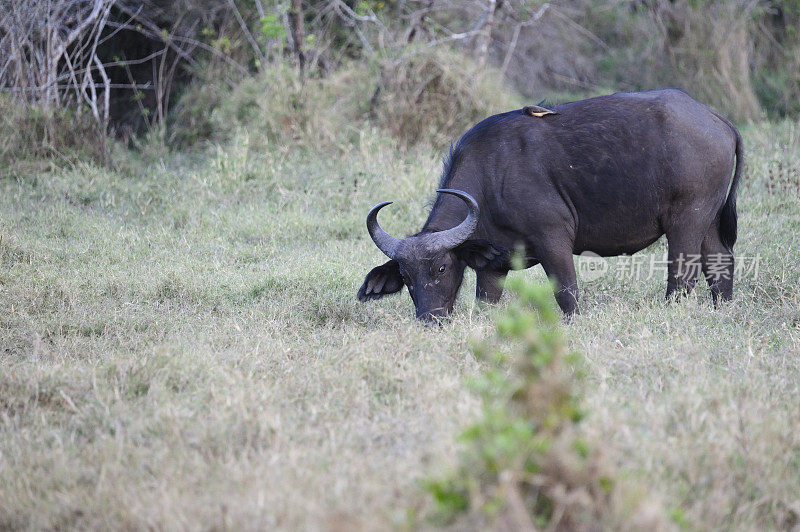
[424,277,667,530]
[494,0,800,122]
[205,63,355,150]
[368,47,521,150]
[168,72,232,148]
[172,48,522,152]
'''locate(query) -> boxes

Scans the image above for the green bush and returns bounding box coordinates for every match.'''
[424,277,667,530]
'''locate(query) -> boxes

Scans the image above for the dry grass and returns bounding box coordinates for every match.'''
[1,118,799,529]
[0,94,108,171]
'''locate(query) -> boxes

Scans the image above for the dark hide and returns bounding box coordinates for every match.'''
[454,240,510,270]
[359,89,743,319]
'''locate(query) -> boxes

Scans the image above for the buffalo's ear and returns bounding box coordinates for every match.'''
[454,240,510,270]
[357,260,404,301]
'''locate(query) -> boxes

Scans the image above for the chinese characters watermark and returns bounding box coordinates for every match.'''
[576,251,760,283]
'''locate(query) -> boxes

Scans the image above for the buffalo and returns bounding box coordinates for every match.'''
[357,89,743,320]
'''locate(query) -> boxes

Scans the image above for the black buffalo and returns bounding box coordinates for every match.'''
[357,89,743,320]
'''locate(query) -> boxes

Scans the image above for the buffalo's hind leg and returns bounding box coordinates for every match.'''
[476,270,507,303]
[701,224,734,306]
[664,226,703,300]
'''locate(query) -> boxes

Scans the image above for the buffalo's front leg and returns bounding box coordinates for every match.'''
[539,251,579,316]
[476,270,507,303]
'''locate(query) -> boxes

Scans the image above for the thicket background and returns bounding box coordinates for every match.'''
[1,0,799,165]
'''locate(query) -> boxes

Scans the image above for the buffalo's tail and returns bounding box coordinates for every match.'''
[717,115,743,253]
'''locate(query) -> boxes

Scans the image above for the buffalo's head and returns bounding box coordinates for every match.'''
[357,189,507,322]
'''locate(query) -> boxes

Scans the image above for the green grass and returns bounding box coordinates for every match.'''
[1,121,799,530]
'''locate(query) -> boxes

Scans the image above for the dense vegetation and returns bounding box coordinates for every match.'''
[2,0,800,529]
[2,0,800,165]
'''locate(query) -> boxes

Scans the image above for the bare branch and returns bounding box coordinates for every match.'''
[477,0,498,69]
[427,29,482,47]
[52,0,112,73]
[226,0,267,67]
[105,16,248,77]
[499,3,549,78]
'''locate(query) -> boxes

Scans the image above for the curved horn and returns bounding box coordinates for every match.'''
[428,189,480,250]
[366,201,403,259]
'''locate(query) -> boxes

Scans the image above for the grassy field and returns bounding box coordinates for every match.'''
[1,119,799,530]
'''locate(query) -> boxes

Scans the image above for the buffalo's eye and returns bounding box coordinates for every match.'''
[408,285,414,292]
[438,264,446,274]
